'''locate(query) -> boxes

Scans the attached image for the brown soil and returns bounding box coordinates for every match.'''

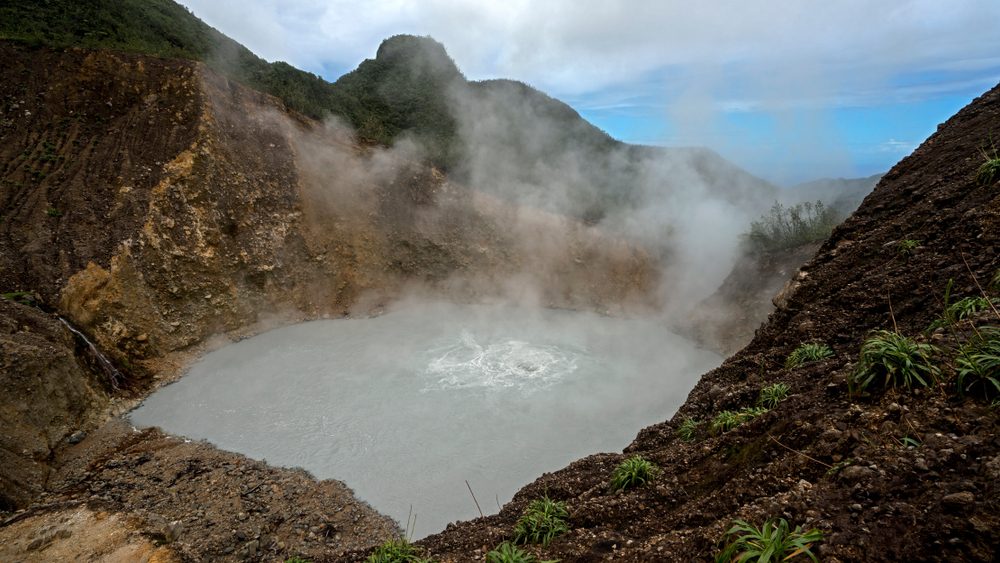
[388,83,1000,561]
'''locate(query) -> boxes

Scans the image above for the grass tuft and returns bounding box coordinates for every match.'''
[366,539,433,563]
[785,342,833,368]
[977,147,1000,186]
[757,383,790,409]
[711,407,768,434]
[716,518,822,563]
[513,496,569,546]
[850,330,940,393]
[956,327,1000,400]
[929,296,997,330]
[486,542,557,563]
[609,455,660,492]
[676,417,700,442]
[896,239,920,256]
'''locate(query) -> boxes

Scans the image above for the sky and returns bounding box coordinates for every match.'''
[177,0,1000,185]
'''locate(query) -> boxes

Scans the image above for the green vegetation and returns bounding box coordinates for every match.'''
[0,0,344,121]
[677,417,700,442]
[609,455,660,492]
[850,330,940,392]
[744,201,840,253]
[757,383,790,409]
[896,239,920,256]
[977,146,1000,186]
[716,518,822,563]
[956,327,1000,399]
[486,542,557,563]
[2,291,37,306]
[930,296,997,329]
[513,496,569,546]
[711,407,768,434]
[366,539,433,563]
[991,270,1000,292]
[784,342,834,368]
[285,557,311,563]
[45,207,62,217]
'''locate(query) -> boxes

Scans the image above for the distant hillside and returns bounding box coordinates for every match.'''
[782,173,883,216]
[1,2,778,222]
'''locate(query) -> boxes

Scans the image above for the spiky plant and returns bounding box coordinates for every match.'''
[785,342,833,368]
[513,496,569,546]
[930,296,998,329]
[757,383,790,409]
[896,239,920,256]
[716,518,822,563]
[677,417,700,442]
[711,407,768,434]
[366,539,433,563]
[486,542,557,563]
[850,330,940,392]
[977,145,1000,186]
[609,455,661,492]
[956,327,1000,399]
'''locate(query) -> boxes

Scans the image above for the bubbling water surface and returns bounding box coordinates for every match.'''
[130,302,720,538]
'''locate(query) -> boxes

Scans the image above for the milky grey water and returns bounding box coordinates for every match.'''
[130,302,721,538]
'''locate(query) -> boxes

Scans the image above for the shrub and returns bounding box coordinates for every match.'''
[513,496,569,546]
[956,327,1000,399]
[850,330,940,392]
[785,343,833,368]
[367,539,433,563]
[744,201,840,253]
[757,383,790,409]
[896,239,920,256]
[711,407,768,434]
[677,417,700,442]
[609,455,661,492]
[716,518,822,563]
[486,542,556,563]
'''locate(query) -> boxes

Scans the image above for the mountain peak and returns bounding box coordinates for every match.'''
[374,34,461,79]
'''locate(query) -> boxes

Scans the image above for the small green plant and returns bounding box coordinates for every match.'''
[366,539,433,563]
[930,296,997,329]
[45,207,62,217]
[609,455,660,492]
[513,496,569,546]
[286,557,312,563]
[896,239,920,256]
[977,145,1000,186]
[486,542,557,563]
[785,342,833,368]
[1,291,37,306]
[716,518,822,563]
[991,270,1000,292]
[711,407,768,434]
[850,330,940,392]
[955,327,1000,399]
[757,383,790,409]
[677,417,700,442]
[901,436,921,448]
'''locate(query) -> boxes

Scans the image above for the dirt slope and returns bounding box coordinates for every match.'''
[403,84,1000,562]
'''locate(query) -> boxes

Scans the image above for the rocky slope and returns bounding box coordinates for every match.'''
[394,83,1000,561]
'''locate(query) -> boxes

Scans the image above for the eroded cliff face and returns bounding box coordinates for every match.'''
[0,43,656,382]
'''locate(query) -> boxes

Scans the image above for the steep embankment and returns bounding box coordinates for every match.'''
[409,84,1000,561]
[0,42,656,561]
